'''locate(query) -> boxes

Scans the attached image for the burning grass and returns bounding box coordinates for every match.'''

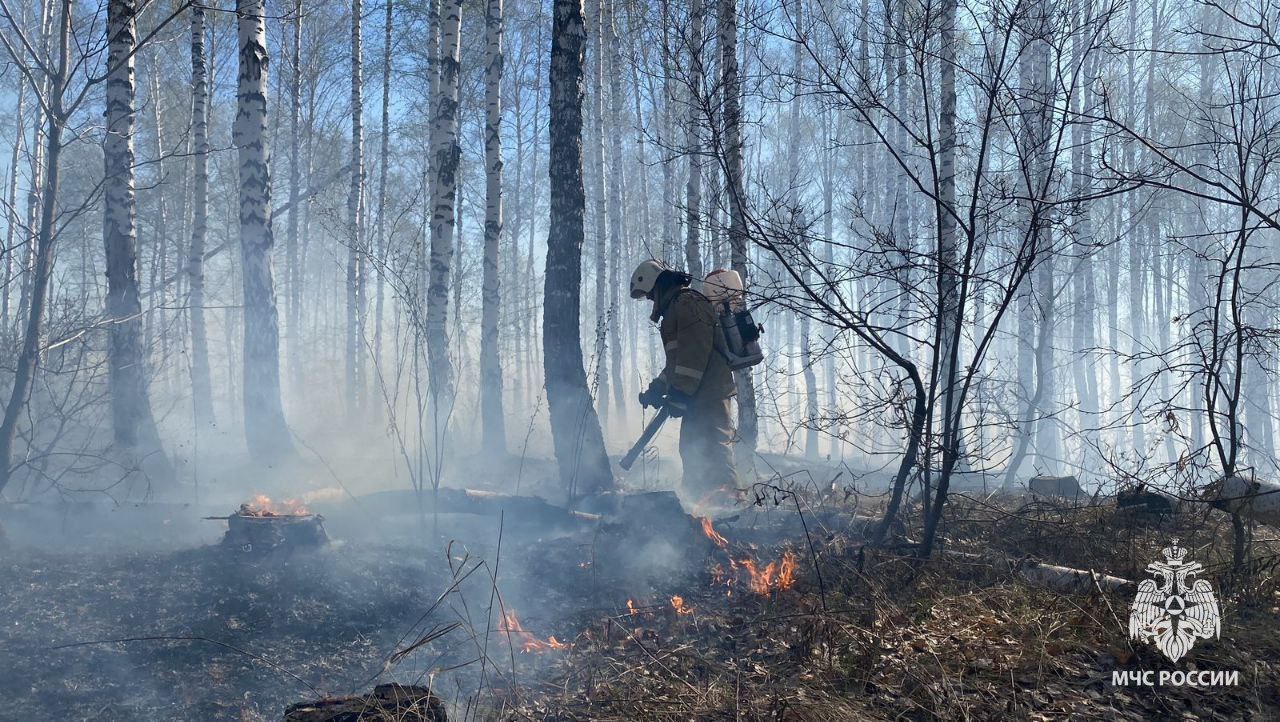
[500,609,571,653]
[499,497,1280,720]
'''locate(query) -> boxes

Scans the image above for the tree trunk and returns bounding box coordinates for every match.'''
[604,0,626,416]
[188,2,214,428]
[719,0,756,463]
[545,0,614,497]
[587,0,609,422]
[427,0,462,414]
[286,0,303,398]
[480,0,507,454]
[236,0,294,459]
[659,0,676,262]
[684,0,704,280]
[0,0,69,495]
[1070,0,1099,479]
[103,0,170,477]
[919,0,960,556]
[4,61,27,330]
[374,0,393,385]
[347,0,366,416]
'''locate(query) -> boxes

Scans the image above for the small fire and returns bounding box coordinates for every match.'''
[500,609,569,653]
[239,494,308,517]
[670,595,693,615]
[740,551,798,596]
[699,517,729,550]
[627,599,638,616]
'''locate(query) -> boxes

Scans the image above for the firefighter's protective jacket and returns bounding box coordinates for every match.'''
[655,286,736,400]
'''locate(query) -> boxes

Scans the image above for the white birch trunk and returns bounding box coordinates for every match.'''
[347,0,366,415]
[188,1,214,428]
[481,0,507,453]
[1213,477,1280,529]
[604,0,626,414]
[719,0,756,460]
[684,0,704,280]
[937,0,961,472]
[427,0,462,409]
[374,0,392,384]
[103,0,169,474]
[286,0,302,397]
[587,0,609,421]
[3,69,26,326]
[235,0,294,459]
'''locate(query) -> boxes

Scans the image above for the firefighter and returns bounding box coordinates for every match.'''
[630,259,739,498]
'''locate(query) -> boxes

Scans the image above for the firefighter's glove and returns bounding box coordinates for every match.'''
[664,389,692,418]
[639,381,666,410]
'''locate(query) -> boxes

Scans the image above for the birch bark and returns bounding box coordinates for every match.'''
[188,1,214,427]
[347,0,367,415]
[719,0,756,459]
[104,0,169,472]
[481,0,508,453]
[427,0,462,410]
[235,0,294,458]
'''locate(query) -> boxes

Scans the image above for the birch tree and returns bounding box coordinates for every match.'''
[684,0,704,280]
[103,0,169,474]
[718,0,756,460]
[427,0,462,413]
[587,0,609,421]
[286,0,303,392]
[604,0,625,413]
[188,1,214,428]
[235,0,294,459]
[347,0,367,415]
[545,0,614,496]
[480,0,507,453]
[374,0,393,377]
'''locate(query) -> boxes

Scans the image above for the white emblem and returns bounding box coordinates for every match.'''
[1129,539,1220,662]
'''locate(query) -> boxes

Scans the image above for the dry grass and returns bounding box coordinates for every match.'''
[499,496,1280,721]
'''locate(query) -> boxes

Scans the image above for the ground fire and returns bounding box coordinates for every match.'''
[239,494,310,517]
[499,609,569,653]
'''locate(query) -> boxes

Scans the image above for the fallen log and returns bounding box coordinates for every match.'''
[1208,476,1280,528]
[940,548,1133,594]
[1028,475,1085,502]
[358,488,601,528]
[284,684,446,721]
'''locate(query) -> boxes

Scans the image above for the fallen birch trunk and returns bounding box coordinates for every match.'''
[1208,476,1280,528]
[939,548,1134,594]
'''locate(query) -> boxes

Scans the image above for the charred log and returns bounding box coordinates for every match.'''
[284,684,446,721]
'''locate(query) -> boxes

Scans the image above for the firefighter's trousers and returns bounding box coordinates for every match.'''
[678,393,739,498]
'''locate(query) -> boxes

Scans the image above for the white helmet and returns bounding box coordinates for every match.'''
[630,259,670,299]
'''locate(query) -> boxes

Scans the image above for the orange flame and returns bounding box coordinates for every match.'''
[627,599,638,616]
[240,494,308,516]
[500,609,569,653]
[739,551,798,596]
[699,517,729,550]
[670,595,693,615]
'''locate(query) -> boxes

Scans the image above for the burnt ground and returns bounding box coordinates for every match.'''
[3,476,1280,721]
[0,494,614,721]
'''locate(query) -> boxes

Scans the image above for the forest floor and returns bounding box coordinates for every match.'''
[498,495,1280,720]
[2,464,1279,721]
